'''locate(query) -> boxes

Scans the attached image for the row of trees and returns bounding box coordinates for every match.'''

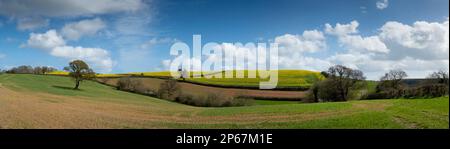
[1,60,95,90]
[370,69,449,99]
[308,65,449,102]
[3,65,58,74]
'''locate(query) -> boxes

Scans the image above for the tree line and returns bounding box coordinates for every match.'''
[1,65,57,74]
[307,65,449,102]
[1,60,95,90]
[2,61,448,101]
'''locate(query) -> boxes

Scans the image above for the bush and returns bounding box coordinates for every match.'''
[157,79,181,100]
[365,84,448,99]
[117,77,142,92]
[404,84,448,98]
[175,93,253,107]
[368,70,449,99]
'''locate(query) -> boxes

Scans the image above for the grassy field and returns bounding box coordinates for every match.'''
[0,74,448,128]
[97,77,307,100]
[183,70,324,88]
[48,70,323,89]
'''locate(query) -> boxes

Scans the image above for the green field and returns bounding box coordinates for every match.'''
[0,74,448,128]
[47,70,323,89]
[184,70,324,88]
[126,70,324,88]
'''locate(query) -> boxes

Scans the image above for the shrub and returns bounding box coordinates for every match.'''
[157,79,181,100]
[175,93,253,107]
[404,84,448,98]
[117,77,142,92]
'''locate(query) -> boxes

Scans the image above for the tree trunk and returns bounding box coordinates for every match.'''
[74,79,80,89]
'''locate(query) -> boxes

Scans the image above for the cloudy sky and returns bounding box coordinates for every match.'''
[0,0,448,79]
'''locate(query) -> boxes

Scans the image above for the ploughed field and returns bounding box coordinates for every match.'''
[0,74,448,128]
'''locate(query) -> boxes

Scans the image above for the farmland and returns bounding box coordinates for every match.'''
[0,74,448,129]
[49,70,324,90]
[183,70,323,89]
[97,77,307,100]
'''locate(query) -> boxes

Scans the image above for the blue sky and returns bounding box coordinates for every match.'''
[0,0,448,79]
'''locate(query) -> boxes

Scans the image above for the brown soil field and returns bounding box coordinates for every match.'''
[96,77,306,100]
[0,84,355,128]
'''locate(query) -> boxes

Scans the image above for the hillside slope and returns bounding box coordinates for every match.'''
[0,74,448,128]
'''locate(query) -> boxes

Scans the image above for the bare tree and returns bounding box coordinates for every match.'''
[378,69,408,91]
[427,70,449,85]
[325,65,366,101]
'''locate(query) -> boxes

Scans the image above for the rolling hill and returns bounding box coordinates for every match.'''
[49,70,324,90]
[0,74,448,128]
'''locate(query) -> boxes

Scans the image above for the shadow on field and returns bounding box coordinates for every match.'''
[52,85,82,91]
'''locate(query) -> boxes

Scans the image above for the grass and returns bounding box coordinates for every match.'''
[253,100,302,105]
[0,74,448,129]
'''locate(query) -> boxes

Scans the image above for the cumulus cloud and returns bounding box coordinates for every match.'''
[25,30,65,50]
[275,30,326,53]
[51,46,113,72]
[17,17,49,30]
[0,0,145,18]
[162,30,328,72]
[61,18,106,40]
[327,19,449,79]
[325,21,359,36]
[378,19,449,60]
[161,18,448,80]
[24,30,113,72]
[273,30,329,70]
[326,21,389,53]
[376,0,389,10]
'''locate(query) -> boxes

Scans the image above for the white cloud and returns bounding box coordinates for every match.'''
[327,18,449,79]
[326,20,389,53]
[161,18,449,80]
[376,0,389,10]
[61,18,106,40]
[325,21,359,36]
[161,30,328,72]
[329,53,449,79]
[51,46,113,72]
[0,0,145,18]
[24,29,113,72]
[378,19,449,60]
[25,30,65,50]
[16,17,49,30]
[275,30,326,53]
[273,30,328,70]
